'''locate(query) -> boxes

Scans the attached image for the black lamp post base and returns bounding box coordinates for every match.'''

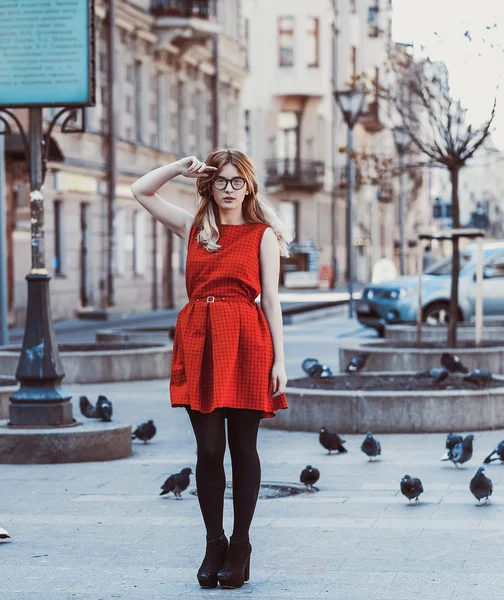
[8,398,73,427]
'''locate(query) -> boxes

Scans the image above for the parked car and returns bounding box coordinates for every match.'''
[357,242,504,335]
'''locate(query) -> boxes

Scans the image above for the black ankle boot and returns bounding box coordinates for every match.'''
[217,538,252,589]
[197,532,228,588]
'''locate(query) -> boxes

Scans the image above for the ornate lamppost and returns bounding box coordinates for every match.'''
[334,88,366,318]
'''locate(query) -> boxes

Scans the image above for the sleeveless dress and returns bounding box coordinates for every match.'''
[169,222,288,419]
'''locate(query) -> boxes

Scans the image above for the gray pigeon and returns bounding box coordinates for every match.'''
[440,433,474,468]
[441,352,469,374]
[132,420,157,443]
[440,432,464,461]
[415,368,449,384]
[79,395,97,419]
[463,369,493,389]
[400,475,424,505]
[96,395,113,422]
[160,467,193,499]
[345,354,369,374]
[484,440,504,464]
[469,467,493,505]
[300,465,320,492]
[361,432,381,460]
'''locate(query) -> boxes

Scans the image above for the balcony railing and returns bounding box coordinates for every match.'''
[265,159,325,190]
[151,0,216,19]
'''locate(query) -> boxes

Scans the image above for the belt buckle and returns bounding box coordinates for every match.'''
[206,296,215,303]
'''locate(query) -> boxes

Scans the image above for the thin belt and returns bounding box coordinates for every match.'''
[190,295,256,305]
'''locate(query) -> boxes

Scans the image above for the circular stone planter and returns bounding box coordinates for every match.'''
[0,343,172,384]
[0,420,132,464]
[339,340,504,374]
[385,323,504,343]
[260,373,504,434]
[0,377,18,420]
[96,327,173,344]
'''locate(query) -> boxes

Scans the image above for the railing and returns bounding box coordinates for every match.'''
[265,159,324,189]
[151,0,216,19]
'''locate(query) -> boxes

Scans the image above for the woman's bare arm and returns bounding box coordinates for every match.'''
[259,227,287,396]
[130,157,216,240]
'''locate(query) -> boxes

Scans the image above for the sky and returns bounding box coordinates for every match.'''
[392,0,504,150]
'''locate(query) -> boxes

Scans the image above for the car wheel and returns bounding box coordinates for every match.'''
[423,302,453,325]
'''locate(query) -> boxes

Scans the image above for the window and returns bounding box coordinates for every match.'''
[278,201,298,242]
[133,211,146,275]
[53,200,65,275]
[278,17,294,67]
[368,5,379,37]
[350,0,357,13]
[277,111,299,175]
[134,60,143,144]
[306,18,319,67]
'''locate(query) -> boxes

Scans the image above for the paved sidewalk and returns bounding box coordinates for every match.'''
[1,374,504,599]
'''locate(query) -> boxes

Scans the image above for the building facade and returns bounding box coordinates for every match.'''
[4,0,247,327]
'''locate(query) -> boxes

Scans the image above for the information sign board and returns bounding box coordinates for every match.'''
[0,0,95,107]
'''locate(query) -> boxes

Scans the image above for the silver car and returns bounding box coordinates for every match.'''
[357,242,504,335]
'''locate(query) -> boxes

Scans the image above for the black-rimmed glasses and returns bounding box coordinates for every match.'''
[212,177,246,191]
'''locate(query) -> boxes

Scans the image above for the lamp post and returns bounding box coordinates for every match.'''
[392,126,411,276]
[334,88,366,318]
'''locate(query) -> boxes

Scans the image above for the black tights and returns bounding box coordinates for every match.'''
[186,407,262,543]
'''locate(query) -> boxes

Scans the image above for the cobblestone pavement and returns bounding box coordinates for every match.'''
[1,315,503,599]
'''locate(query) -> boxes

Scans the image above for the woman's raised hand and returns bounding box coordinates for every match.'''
[177,156,217,179]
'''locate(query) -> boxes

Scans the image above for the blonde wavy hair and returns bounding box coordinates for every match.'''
[193,149,293,257]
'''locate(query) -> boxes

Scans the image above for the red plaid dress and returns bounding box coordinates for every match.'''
[170,222,288,418]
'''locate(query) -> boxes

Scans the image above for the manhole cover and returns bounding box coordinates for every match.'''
[191,481,317,499]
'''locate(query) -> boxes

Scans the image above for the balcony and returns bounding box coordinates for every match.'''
[265,159,324,191]
[150,0,219,49]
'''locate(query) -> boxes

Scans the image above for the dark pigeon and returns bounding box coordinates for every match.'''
[79,395,97,419]
[301,358,333,378]
[483,440,504,464]
[463,369,493,389]
[440,433,474,468]
[345,354,369,374]
[96,395,113,422]
[319,427,347,454]
[361,432,381,460]
[440,432,464,460]
[469,466,493,505]
[132,420,157,443]
[0,527,10,541]
[400,475,424,505]
[300,465,320,492]
[160,467,193,499]
[441,352,469,374]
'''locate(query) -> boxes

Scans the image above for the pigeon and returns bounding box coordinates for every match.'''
[132,420,157,443]
[96,395,113,422]
[345,353,369,374]
[463,369,493,389]
[440,432,464,460]
[79,395,97,419]
[0,527,10,542]
[160,467,193,499]
[415,368,449,384]
[469,466,493,505]
[483,440,504,464]
[440,433,474,468]
[319,427,347,454]
[300,465,320,492]
[440,352,469,374]
[361,431,381,460]
[400,475,424,505]
[301,358,333,378]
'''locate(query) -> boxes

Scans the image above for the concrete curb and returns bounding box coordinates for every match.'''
[385,324,504,342]
[261,373,504,434]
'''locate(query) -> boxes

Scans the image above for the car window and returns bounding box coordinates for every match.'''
[424,252,473,276]
[485,253,504,278]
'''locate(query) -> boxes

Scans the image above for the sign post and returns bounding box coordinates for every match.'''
[0,0,95,427]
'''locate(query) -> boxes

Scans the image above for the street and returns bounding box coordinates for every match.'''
[1,312,503,599]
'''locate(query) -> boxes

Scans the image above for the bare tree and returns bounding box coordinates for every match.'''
[388,48,497,347]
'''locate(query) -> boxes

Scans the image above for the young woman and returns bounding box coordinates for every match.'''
[131,149,291,589]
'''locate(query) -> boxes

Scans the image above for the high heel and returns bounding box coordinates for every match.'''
[197,532,228,588]
[217,539,252,589]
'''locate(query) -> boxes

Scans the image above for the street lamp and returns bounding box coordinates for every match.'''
[392,126,411,275]
[334,88,366,318]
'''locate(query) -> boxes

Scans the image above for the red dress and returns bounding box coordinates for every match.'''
[170,222,288,418]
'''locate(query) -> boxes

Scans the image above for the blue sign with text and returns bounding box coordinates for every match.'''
[0,0,92,107]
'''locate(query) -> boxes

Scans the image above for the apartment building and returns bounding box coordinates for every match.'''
[4,0,246,326]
